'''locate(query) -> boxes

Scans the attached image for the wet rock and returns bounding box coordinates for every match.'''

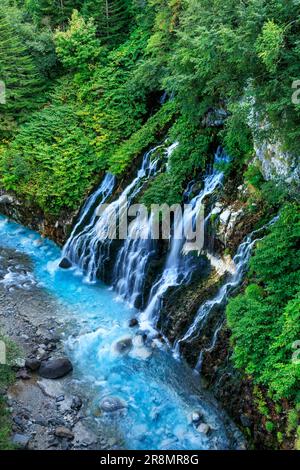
[38,357,73,379]
[197,423,211,435]
[73,421,97,447]
[54,426,74,440]
[37,379,65,398]
[14,357,26,369]
[191,411,202,425]
[71,396,83,411]
[12,433,31,449]
[0,194,14,205]
[59,258,72,269]
[114,337,133,354]
[129,318,139,328]
[25,358,41,371]
[100,396,127,413]
[16,369,31,380]
[56,395,65,403]
[240,414,252,428]
[36,347,48,360]
[219,209,231,226]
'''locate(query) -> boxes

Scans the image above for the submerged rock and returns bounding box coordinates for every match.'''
[129,318,139,328]
[38,357,73,379]
[197,423,211,435]
[114,337,133,354]
[100,396,127,413]
[59,258,72,269]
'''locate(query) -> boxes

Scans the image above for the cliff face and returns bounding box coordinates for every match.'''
[255,140,299,183]
[0,192,75,246]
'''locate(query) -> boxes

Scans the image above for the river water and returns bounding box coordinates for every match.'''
[0,215,243,450]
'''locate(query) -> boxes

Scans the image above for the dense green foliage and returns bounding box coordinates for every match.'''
[1,0,299,214]
[0,0,299,445]
[227,205,300,402]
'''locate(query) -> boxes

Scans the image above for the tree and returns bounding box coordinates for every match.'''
[25,0,82,28]
[0,5,43,138]
[54,10,103,72]
[81,0,133,46]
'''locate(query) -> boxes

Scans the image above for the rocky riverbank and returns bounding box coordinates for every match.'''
[0,244,120,450]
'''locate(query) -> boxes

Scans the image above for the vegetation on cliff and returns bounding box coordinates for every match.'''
[0,0,299,448]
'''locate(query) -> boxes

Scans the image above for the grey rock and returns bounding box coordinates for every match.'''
[100,396,127,413]
[38,357,73,379]
[114,337,133,354]
[59,258,72,269]
[54,426,74,440]
[12,433,31,449]
[197,423,211,435]
[71,396,83,411]
[16,369,31,380]
[25,358,41,371]
[0,194,14,205]
[240,414,252,428]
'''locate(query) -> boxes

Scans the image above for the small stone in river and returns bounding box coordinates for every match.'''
[114,337,133,354]
[100,396,127,413]
[197,423,210,435]
[12,433,31,449]
[25,358,41,371]
[38,357,73,379]
[129,318,138,328]
[59,258,72,269]
[191,411,202,424]
[56,395,65,403]
[54,426,74,440]
[71,396,83,411]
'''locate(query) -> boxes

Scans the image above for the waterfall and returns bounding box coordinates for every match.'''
[112,213,155,307]
[173,216,279,363]
[62,172,116,264]
[139,149,226,332]
[112,142,179,305]
[62,143,177,283]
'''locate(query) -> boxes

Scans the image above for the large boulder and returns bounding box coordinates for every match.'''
[38,357,73,379]
[59,258,72,269]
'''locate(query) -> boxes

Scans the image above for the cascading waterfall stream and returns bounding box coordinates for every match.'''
[62,172,116,262]
[62,144,174,283]
[139,149,227,332]
[111,142,179,305]
[173,216,279,364]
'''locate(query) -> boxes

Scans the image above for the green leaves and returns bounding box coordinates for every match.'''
[227,204,300,401]
[256,20,285,73]
[54,11,103,71]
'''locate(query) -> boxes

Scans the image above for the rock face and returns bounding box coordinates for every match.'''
[38,358,73,379]
[0,190,75,246]
[255,140,299,182]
